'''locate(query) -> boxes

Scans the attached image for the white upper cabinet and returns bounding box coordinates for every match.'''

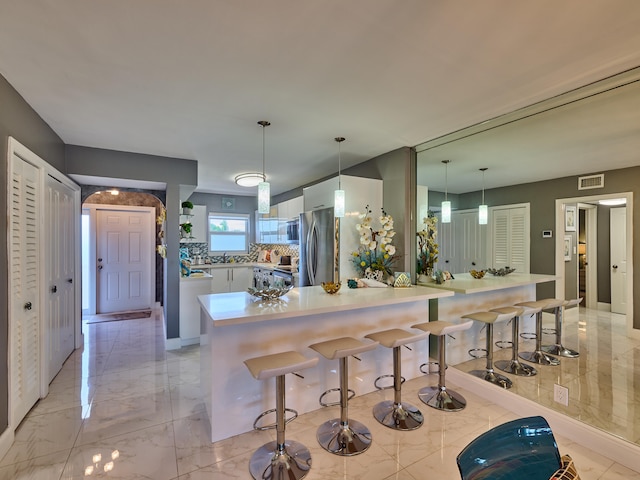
[303,177,339,211]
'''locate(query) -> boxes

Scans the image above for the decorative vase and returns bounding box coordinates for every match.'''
[182,207,192,215]
[364,268,384,282]
[417,273,434,284]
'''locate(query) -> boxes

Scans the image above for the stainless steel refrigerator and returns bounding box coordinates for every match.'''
[299,207,339,286]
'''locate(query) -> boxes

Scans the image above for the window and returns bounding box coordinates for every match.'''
[208,212,250,254]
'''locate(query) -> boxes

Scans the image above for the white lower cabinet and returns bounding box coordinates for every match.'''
[210,266,253,293]
[179,276,211,346]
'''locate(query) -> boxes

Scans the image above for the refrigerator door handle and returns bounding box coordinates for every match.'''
[307,219,318,284]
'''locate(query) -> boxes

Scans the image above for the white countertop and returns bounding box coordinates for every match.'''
[198,284,454,327]
[190,262,290,270]
[419,272,557,294]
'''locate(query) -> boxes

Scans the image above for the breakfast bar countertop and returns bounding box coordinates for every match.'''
[419,272,557,295]
[198,284,454,327]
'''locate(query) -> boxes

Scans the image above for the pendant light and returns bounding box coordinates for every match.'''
[441,160,451,223]
[478,167,488,225]
[257,121,271,214]
[334,137,346,218]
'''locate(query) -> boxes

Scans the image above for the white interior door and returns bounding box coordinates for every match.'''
[45,174,76,383]
[610,207,627,314]
[96,208,153,313]
[9,149,41,427]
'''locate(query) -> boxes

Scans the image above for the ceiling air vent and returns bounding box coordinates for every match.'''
[578,174,604,190]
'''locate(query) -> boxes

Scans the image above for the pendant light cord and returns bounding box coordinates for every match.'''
[335,137,345,189]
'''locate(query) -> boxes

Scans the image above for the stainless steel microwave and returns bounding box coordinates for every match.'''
[286,219,299,244]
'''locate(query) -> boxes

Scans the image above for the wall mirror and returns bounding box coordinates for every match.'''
[414,66,640,447]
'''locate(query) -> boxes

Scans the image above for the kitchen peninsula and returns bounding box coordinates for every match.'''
[198,285,453,442]
[421,272,557,364]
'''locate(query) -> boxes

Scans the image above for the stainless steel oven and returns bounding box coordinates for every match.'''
[273,268,294,287]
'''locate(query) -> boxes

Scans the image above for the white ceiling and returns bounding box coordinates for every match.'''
[2,1,640,196]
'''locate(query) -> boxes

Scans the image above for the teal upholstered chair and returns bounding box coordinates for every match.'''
[456,416,562,480]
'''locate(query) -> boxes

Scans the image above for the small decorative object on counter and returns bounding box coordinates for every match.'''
[486,267,516,276]
[321,281,341,294]
[247,285,293,301]
[469,269,486,279]
[433,270,454,284]
[347,279,359,289]
[393,272,412,288]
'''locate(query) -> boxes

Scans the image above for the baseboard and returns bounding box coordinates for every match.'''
[448,368,640,473]
[0,426,14,464]
[597,302,611,312]
[165,337,181,350]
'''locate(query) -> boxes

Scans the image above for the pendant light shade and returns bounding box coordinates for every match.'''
[478,167,488,225]
[334,137,346,218]
[441,160,451,223]
[257,121,271,214]
[235,172,265,187]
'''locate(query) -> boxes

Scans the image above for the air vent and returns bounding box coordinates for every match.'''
[578,174,604,190]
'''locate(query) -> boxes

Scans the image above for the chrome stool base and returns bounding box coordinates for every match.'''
[316,419,372,456]
[541,344,579,358]
[372,400,423,431]
[495,359,537,377]
[519,350,560,366]
[418,385,466,412]
[469,369,512,389]
[249,440,312,480]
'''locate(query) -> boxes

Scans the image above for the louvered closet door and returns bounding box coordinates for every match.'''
[45,174,76,383]
[491,206,529,274]
[9,154,41,427]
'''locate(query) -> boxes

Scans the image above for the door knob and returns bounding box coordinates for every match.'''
[98,265,103,270]
[67,278,73,283]
[24,301,32,310]
[51,285,57,293]
[98,258,103,262]
[612,265,618,269]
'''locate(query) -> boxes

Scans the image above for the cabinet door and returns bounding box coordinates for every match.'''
[230,267,252,291]
[210,268,231,293]
[289,196,303,219]
[303,177,339,211]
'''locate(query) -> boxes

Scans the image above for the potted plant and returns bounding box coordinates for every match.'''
[181,201,194,215]
[180,222,192,238]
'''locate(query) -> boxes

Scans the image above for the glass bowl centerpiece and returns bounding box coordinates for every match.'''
[486,267,516,276]
[247,285,293,301]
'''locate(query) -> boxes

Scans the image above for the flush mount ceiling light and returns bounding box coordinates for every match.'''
[478,167,488,225]
[441,160,451,223]
[598,198,626,206]
[257,120,271,214]
[234,172,265,187]
[334,137,346,218]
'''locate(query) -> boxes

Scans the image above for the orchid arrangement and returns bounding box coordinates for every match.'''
[351,205,397,276]
[416,211,438,275]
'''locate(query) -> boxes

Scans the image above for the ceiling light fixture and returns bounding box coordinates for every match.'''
[441,160,451,223]
[334,137,346,218]
[257,121,271,214]
[598,198,626,206]
[478,167,488,225]
[234,172,265,187]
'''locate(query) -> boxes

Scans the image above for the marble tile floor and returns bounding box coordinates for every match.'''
[0,307,638,479]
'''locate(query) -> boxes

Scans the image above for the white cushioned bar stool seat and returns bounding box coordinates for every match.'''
[243,351,319,480]
[541,297,582,358]
[412,320,473,411]
[515,299,561,366]
[462,311,514,389]
[363,328,431,430]
[309,336,379,456]
[490,306,537,377]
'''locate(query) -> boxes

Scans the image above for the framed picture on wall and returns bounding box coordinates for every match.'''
[565,205,577,231]
[564,235,572,261]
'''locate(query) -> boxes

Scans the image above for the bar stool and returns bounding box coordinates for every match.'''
[516,299,562,366]
[412,320,473,411]
[490,306,537,377]
[364,328,431,430]
[244,351,319,480]
[309,336,379,456]
[462,311,514,389]
[541,297,582,358]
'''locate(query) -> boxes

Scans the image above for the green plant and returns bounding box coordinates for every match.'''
[181,200,194,209]
[180,222,192,234]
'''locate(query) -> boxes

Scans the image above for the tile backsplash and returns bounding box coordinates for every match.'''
[182,242,299,264]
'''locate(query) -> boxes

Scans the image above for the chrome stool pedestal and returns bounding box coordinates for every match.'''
[309,337,379,456]
[244,351,319,480]
[516,299,562,366]
[463,311,514,389]
[412,320,474,412]
[541,298,582,358]
[365,328,431,430]
[491,306,537,377]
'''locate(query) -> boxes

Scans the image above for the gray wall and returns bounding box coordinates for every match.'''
[66,145,198,339]
[0,74,66,435]
[455,166,640,328]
